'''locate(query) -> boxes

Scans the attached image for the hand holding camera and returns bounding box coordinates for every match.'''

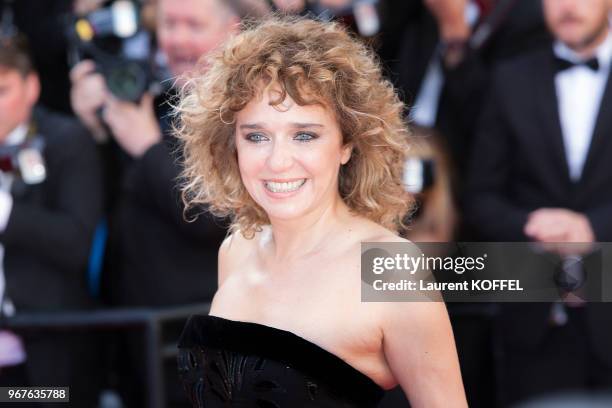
[68,0,162,156]
[70,60,161,156]
[102,92,161,158]
[70,60,108,142]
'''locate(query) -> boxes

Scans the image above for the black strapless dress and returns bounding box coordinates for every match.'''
[177,315,385,407]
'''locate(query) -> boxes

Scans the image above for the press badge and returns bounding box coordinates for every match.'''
[17,147,46,185]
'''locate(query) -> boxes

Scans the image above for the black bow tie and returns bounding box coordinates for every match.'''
[555,56,600,72]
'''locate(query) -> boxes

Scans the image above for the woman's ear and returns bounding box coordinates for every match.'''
[341,143,353,165]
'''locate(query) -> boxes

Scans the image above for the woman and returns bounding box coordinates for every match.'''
[175,16,467,407]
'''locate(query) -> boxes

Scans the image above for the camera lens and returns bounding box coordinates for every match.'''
[105,61,147,102]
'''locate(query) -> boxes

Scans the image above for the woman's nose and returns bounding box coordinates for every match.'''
[266,139,294,172]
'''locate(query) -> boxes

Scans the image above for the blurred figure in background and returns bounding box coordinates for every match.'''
[8,0,74,114]
[386,0,549,176]
[466,0,612,405]
[0,35,103,405]
[70,0,234,311]
[402,126,457,243]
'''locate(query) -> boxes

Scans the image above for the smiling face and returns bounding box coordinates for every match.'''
[234,88,352,223]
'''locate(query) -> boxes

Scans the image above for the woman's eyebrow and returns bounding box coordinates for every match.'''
[290,123,324,129]
[239,123,266,130]
[238,123,324,130]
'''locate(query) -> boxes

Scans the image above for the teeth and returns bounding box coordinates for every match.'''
[265,179,306,193]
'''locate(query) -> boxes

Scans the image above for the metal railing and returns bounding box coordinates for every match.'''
[5,303,211,408]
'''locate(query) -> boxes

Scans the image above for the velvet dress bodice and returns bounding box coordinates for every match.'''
[177,315,385,407]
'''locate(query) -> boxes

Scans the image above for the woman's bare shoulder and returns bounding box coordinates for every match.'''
[352,217,410,244]
[218,227,269,287]
[218,228,261,285]
[219,229,246,255]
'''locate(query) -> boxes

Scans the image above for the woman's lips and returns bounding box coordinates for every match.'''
[263,178,307,194]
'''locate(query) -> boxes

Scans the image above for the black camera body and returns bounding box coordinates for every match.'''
[66,0,162,102]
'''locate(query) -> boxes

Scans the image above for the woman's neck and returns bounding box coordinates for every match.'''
[264,196,353,263]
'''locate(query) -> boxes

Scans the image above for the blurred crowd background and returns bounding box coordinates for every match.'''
[1,0,611,407]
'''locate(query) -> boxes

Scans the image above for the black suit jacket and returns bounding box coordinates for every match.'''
[106,91,228,307]
[389,0,550,173]
[0,108,103,403]
[465,47,612,362]
[0,107,103,312]
[466,47,612,241]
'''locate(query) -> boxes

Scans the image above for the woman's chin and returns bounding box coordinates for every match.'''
[256,197,313,222]
[263,206,310,222]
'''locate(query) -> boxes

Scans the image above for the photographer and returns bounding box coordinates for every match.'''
[70,0,238,308]
[70,0,245,404]
[0,36,103,404]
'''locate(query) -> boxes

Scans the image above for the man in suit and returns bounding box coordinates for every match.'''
[0,35,103,405]
[466,0,612,404]
[70,0,235,308]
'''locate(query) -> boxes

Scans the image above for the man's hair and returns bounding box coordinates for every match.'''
[175,16,413,238]
[224,0,272,19]
[0,35,34,76]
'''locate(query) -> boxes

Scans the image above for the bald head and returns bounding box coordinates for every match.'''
[157,0,240,78]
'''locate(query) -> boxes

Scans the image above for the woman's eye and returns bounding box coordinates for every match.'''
[246,133,268,143]
[294,132,317,142]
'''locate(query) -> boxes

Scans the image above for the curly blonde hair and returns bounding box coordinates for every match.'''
[175,15,413,238]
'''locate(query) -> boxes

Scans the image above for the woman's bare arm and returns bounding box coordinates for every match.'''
[381,301,468,407]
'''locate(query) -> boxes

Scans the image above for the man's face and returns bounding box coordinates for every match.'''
[543,0,610,51]
[157,0,239,78]
[0,68,39,142]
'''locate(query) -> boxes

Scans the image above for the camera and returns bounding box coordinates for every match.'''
[66,0,163,102]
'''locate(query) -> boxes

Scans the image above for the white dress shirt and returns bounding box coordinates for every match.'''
[554,30,612,181]
[0,124,27,368]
